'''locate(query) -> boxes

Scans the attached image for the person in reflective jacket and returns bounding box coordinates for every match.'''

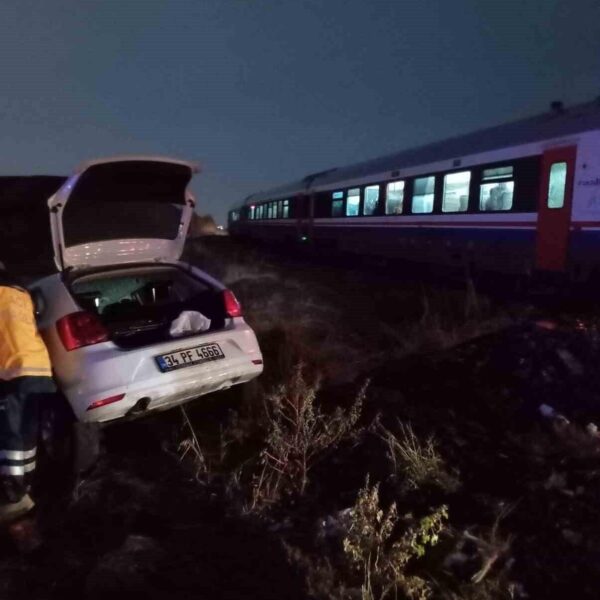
[0,261,54,552]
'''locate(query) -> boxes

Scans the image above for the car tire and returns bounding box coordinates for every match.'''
[72,421,103,475]
[38,397,76,475]
[38,398,104,483]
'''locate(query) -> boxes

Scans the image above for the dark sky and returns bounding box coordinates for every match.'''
[1,1,599,224]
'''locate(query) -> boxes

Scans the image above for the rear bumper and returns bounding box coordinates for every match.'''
[56,321,263,423]
[74,357,262,423]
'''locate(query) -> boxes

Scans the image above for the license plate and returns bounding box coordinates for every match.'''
[155,342,225,373]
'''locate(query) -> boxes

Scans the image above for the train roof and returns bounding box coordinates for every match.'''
[241,98,600,206]
[244,179,307,206]
[242,167,340,206]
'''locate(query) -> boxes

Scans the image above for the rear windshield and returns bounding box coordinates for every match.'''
[71,266,213,322]
[63,161,192,247]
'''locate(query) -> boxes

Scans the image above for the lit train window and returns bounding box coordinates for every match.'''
[283,199,290,218]
[442,171,470,212]
[479,165,514,211]
[346,188,360,216]
[386,181,404,214]
[363,185,380,215]
[332,191,344,217]
[412,176,435,213]
[250,205,256,220]
[547,162,567,209]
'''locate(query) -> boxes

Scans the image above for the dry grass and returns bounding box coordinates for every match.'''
[377,420,460,493]
[186,238,514,396]
[443,504,516,597]
[174,406,209,481]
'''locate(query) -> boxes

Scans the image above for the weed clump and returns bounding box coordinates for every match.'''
[251,363,367,509]
[342,477,448,600]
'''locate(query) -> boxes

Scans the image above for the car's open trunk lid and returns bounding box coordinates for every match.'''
[49,157,199,271]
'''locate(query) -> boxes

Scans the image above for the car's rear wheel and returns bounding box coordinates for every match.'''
[36,396,76,496]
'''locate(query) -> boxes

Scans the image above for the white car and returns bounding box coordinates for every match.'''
[30,156,263,426]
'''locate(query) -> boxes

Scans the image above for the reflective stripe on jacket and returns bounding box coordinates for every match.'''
[0,286,51,380]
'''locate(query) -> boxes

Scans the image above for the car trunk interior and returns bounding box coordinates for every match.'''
[70,265,226,349]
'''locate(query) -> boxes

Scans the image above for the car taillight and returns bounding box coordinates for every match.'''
[222,289,242,318]
[56,311,109,351]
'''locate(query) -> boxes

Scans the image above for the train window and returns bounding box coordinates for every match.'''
[479,165,514,211]
[277,201,283,218]
[442,171,470,213]
[283,199,290,219]
[547,162,567,209]
[484,166,512,180]
[346,188,360,216]
[270,202,276,219]
[386,180,404,214]
[332,191,344,217]
[363,185,380,215]
[249,206,255,220]
[412,176,435,213]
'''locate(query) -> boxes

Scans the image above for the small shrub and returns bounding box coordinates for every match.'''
[251,363,367,510]
[343,477,448,600]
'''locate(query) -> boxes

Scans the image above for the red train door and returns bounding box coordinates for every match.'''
[535,146,577,272]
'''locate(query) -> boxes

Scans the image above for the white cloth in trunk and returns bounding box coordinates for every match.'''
[169,311,211,337]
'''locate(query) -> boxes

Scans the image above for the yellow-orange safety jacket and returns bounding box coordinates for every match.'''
[0,285,52,381]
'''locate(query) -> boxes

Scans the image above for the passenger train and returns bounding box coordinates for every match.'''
[228,99,600,281]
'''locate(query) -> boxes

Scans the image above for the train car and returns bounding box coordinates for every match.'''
[228,99,600,281]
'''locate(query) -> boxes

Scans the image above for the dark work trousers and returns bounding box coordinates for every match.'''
[0,376,55,506]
